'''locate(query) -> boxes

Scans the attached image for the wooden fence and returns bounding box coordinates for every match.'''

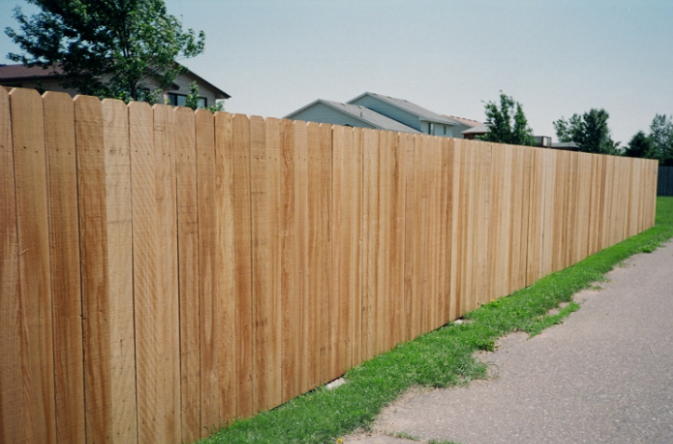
[0,88,659,444]
[658,166,673,196]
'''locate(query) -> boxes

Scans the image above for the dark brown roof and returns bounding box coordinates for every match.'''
[0,64,66,81]
[443,115,483,127]
[0,63,230,99]
[182,69,230,99]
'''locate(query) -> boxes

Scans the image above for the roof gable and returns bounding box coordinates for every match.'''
[285,99,420,134]
[348,92,461,126]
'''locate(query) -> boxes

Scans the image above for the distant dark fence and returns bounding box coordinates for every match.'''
[659,166,673,196]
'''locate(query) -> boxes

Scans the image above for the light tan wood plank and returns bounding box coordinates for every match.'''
[9,88,56,443]
[251,116,282,412]
[214,111,237,423]
[279,120,309,401]
[43,92,85,444]
[306,122,332,384]
[231,113,253,418]
[174,107,202,441]
[77,95,135,443]
[194,108,219,434]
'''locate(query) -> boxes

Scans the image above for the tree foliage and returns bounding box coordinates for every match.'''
[481,93,536,146]
[649,114,673,165]
[5,0,205,101]
[184,80,225,113]
[553,109,620,155]
[623,131,655,159]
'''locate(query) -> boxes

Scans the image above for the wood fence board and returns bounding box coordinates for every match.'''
[174,107,201,441]
[0,87,24,444]
[8,89,56,443]
[350,128,364,364]
[331,126,345,374]
[332,125,362,375]
[43,92,85,444]
[438,138,454,325]
[102,99,137,443]
[194,108,219,433]
[552,150,567,273]
[541,149,557,278]
[478,142,493,306]
[135,104,182,443]
[403,134,420,341]
[214,112,237,423]
[489,146,511,300]
[279,120,309,401]
[381,131,406,350]
[3,103,22,432]
[362,128,379,361]
[231,113,254,417]
[251,116,282,412]
[77,95,135,443]
[427,137,442,330]
[43,92,87,444]
[449,139,466,319]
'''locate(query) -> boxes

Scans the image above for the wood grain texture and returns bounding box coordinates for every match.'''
[9,88,56,444]
[306,123,332,385]
[102,98,137,444]
[279,120,309,401]
[175,107,201,441]
[213,112,237,423]
[251,116,282,412]
[44,92,85,444]
[403,134,420,342]
[77,95,136,443]
[361,128,380,361]
[1,97,662,443]
[0,87,23,444]
[230,113,253,418]
[331,125,362,375]
[194,108,219,435]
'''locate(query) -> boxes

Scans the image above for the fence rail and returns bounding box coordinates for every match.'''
[0,88,659,444]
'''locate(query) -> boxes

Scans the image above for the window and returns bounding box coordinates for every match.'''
[167,93,207,109]
[428,123,434,135]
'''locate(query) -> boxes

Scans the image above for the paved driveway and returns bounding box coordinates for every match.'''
[344,240,673,444]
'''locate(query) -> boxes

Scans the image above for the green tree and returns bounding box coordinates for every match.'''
[481,92,536,146]
[553,109,620,154]
[5,0,205,101]
[623,131,655,159]
[183,80,225,113]
[649,114,673,165]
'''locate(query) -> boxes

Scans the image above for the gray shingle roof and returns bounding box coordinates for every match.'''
[462,123,490,135]
[349,92,461,126]
[322,100,421,133]
[286,99,421,134]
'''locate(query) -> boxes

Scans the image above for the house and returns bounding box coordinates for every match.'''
[0,63,230,108]
[462,123,556,149]
[284,99,421,134]
[461,123,491,140]
[285,92,482,138]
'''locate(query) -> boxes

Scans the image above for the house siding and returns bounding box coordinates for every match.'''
[287,103,375,128]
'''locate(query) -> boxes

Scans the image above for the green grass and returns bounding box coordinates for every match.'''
[200,197,673,444]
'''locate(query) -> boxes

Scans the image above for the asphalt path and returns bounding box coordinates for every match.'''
[343,240,673,444]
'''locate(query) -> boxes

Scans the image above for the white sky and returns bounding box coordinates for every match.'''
[1,0,672,144]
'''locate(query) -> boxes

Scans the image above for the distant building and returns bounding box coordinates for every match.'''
[0,63,230,108]
[285,92,482,138]
[551,142,580,151]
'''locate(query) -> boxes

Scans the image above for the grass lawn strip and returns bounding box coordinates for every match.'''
[201,197,673,444]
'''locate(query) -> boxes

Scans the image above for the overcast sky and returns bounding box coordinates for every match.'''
[1,0,672,144]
